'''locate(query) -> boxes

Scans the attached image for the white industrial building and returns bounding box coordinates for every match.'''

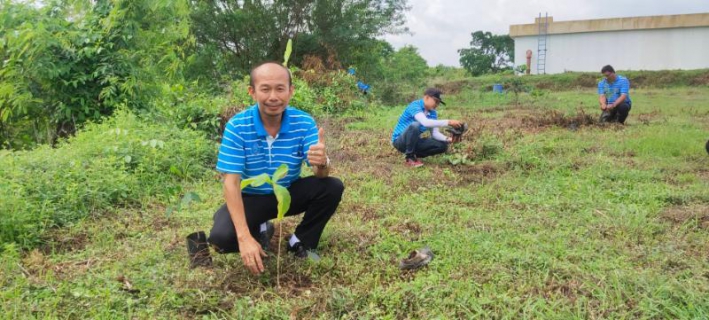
[510,13,709,75]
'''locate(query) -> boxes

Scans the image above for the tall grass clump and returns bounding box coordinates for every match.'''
[0,110,214,249]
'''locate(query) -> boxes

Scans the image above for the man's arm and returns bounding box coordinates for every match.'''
[599,94,607,110]
[431,128,449,142]
[414,112,450,128]
[609,78,630,109]
[598,81,608,110]
[223,173,266,274]
[608,94,627,109]
[312,163,330,178]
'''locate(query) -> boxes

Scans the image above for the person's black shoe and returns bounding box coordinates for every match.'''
[259,221,275,251]
[286,241,321,261]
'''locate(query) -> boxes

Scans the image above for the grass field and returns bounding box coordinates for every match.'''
[2,87,708,319]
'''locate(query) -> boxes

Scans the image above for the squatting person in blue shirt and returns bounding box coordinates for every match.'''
[391,88,463,167]
[598,65,632,124]
[208,62,344,274]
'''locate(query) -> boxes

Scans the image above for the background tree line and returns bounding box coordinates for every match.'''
[0,0,515,150]
[0,0,416,148]
[458,30,515,76]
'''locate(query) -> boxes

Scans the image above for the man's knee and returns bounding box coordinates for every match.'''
[209,205,238,253]
[212,204,228,220]
[322,177,345,199]
[432,141,448,154]
[618,102,631,112]
[207,231,235,254]
[439,142,449,153]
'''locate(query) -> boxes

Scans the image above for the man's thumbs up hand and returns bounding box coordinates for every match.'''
[307,127,328,168]
[318,127,325,144]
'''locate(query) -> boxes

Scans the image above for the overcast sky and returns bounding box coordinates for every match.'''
[384,0,709,67]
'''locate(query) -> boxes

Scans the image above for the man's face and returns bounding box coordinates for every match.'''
[248,64,294,118]
[423,95,441,111]
[603,71,616,82]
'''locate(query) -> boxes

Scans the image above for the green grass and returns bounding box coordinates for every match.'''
[2,87,708,319]
[431,69,709,93]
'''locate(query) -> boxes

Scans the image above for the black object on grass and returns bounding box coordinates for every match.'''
[445,123,468,140]
[186,231,212,268]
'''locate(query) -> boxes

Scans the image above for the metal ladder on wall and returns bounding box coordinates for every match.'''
[537,12,549,75]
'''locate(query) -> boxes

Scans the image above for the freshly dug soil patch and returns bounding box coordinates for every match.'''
[661,204,709,230]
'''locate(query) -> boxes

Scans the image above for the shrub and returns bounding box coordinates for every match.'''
[0,110,214,249]
[147,62,368,147]
[151,83,241,141]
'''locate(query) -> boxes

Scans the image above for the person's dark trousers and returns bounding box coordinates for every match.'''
[393,123,448,159]
[208,176,344,253]
[600,101,632,124]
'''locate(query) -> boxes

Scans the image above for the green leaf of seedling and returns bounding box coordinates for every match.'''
[283,39,293,67]
[272,164,288,184]
[169,165,182,176]
[124,155,132,163]
[273,184,291,221]
[166,205,174,217]
[181,192,201,207]
[240,173,271,190]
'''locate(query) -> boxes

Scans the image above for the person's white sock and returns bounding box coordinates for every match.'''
[289,234,300,247]
[260,222,268,233]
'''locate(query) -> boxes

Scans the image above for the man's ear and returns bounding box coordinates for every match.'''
[289,85,295,95]
[248,86,256,98]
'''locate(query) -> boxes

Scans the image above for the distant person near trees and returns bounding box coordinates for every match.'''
[598,65,632,124]
[391,88,464,168]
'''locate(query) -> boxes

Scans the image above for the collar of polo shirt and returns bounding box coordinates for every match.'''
[254,104,292,137]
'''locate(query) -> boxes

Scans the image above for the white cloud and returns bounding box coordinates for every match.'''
[385,0,709,66]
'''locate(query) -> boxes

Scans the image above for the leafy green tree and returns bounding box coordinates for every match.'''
[187,0,409,81]
[458,31,514,76]
[304,0,408,66]
[375,45,429,104]
[382,46,428,83]
[0,0,191,148]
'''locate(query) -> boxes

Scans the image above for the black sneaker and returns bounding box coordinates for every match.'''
[259,222,275,251]
[286,241,321,261]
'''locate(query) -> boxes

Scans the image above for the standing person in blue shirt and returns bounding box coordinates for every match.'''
[598,65,632,124]
[206,62,344,274]
[391,88,463,167]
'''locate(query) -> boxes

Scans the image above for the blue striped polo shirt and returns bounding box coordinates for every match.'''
[391,99,438,143]
[216,105,319,194]
[598,75,631,105]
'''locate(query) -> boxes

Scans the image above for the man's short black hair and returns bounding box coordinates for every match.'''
[249,61,292,87]
[601,65,615,74]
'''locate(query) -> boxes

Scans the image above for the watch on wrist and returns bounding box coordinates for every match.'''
[317,156,331,169]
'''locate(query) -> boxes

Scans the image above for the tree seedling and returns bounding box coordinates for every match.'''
[282,39,293,67]
[240,164,291,288]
